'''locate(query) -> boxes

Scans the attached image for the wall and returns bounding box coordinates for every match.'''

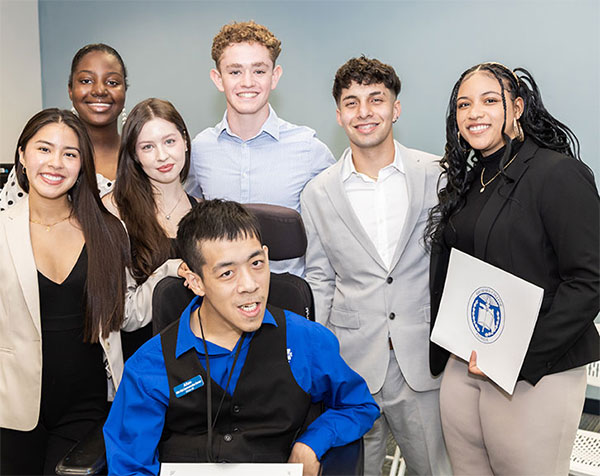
[37,0,599,177]
[1,0,42,165]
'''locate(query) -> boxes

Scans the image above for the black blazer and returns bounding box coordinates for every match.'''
[429,139,600,385]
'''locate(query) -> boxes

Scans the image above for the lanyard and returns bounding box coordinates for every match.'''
[198,316,246,463]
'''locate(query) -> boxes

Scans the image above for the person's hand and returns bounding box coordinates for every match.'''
[288,442,320,476]
[177,262,190,286]
[468,350,487,377]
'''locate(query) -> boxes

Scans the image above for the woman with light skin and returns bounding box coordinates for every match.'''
[0,109,130,474]
[0,43,127,209]
[426,62,599,475]
[103,98,197,332]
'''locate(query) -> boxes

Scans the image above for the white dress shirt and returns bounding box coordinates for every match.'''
[341,141,408,269]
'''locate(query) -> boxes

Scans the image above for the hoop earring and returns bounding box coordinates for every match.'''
[120,108,127,127]
[513,117,524,142]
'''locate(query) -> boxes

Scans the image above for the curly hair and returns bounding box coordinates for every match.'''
[333,55,401,104]
[424,62,582,249]
[211,21,281,68]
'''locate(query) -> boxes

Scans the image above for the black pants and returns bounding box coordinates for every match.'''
[1,413,105,475]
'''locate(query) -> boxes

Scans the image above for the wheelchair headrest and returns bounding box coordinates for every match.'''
[243,203,307,261]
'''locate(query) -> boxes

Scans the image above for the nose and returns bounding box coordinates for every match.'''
[467,102,484,119]
[357,101,372,119]
[157,144,170,162]
[240,70,254,87]
[91,80,107,97]
[48,150,64,168]
[237,267,259,294]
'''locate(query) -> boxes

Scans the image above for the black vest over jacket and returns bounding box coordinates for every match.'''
[158,305,312,463]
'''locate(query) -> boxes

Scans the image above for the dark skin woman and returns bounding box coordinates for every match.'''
[426,62,599,475]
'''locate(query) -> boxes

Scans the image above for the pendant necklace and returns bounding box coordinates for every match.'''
[480,153,518,193]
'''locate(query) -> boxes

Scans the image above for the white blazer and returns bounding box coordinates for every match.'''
[0,198,180,431]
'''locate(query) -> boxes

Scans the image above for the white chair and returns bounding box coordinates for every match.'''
[569,328,600,476]
[385,445,406,476]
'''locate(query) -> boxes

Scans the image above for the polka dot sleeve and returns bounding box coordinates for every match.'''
[0,168,25,211]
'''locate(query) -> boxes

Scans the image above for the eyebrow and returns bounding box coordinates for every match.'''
[35,140,80,152]
[138,132,178,144]
[225,62,269,69]
[76,69,123,77]
[341,90,384,102]
[211,248,265,273]
[457,90,502,101]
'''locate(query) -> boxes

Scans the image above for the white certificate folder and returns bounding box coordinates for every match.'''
[431,248,544,394]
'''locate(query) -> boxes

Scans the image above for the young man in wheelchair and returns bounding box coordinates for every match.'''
[103,199,379,475]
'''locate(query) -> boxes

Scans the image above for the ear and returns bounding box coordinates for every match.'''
[68,85,73,102]
[336,108,342,127]
[514,96,524,120]
[270,65,282,91]
[210,68,224,92]
[18,146,25,166]
[392,100,402,123]
[185,269,206,297]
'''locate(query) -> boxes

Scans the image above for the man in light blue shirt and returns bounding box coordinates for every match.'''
[186,21,335,276]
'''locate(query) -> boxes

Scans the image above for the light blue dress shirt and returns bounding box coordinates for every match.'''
[104,297,379,475]
[186,106,335,276]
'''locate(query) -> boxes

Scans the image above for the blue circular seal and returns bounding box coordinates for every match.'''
[467,287,505,343]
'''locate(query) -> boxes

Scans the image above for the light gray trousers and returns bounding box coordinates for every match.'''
[440,355,586,476]
[364,349,451,476]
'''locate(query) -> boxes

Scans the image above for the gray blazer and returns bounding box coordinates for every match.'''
[301,141,442,393]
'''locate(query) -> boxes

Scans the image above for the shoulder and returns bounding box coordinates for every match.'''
[303,160,341,196]
[276,117,331,154]
[124,333,165,376]
[397,142,442,175]
[191,125,221,146]
[101,192,120,218]
[529,147,596,188]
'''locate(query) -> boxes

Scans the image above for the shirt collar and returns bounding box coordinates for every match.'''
[175,296,278,358]
[341,140,405,182]
[217,105,280,141]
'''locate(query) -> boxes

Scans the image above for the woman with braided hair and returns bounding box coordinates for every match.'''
[426,62,599,475]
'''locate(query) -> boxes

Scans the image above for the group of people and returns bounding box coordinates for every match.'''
[0,19,598,476]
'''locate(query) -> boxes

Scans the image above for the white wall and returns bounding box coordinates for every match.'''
[0,0,42,165]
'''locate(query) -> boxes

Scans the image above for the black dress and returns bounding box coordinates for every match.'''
[0,246,109,475]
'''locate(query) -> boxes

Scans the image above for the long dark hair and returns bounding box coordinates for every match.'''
[114,98,191,283]
[15,109,130,342]
[425,62,582,248]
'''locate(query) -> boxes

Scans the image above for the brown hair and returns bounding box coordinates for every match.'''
[15,109,130,342]
[114,98,191,283]
[333,55,401,104]
[211,21,281,68]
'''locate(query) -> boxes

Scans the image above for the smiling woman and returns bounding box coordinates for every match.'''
[0,43,128,210]
[426,62,599,475]
[0,109,131,475]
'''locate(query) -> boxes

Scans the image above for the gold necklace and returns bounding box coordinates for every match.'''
[161,192,185,221]
[480,153,518,193]
[29,213,72,231]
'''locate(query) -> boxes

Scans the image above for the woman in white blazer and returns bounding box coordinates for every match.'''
[0,109,131,474]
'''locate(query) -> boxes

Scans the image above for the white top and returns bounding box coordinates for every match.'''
[340,141,408,269]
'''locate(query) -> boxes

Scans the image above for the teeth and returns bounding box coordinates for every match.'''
[240,303,257,311]
[356,124,377,132]
[41,173,63,182]
[469,124,489,132]
[238,93,257,98]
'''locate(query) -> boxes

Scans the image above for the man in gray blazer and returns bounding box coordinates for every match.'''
[301,57,450,475]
